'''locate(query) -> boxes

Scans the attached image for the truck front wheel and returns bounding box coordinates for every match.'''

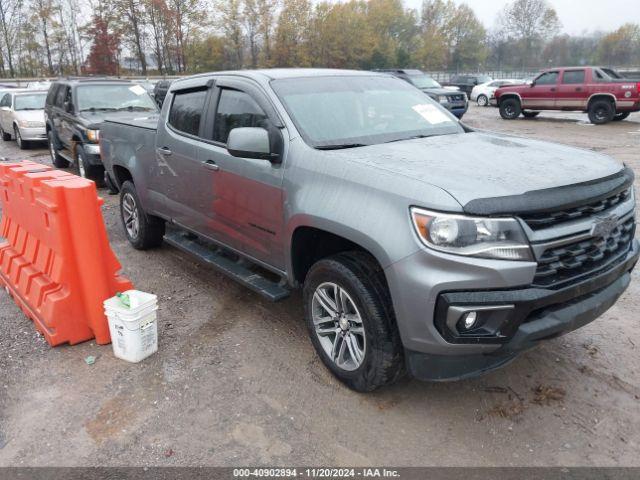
[588,99,614,124]
[613,112,630,122]
[499,98,521,120]
[303,251,404,392]
[119,181,165,249]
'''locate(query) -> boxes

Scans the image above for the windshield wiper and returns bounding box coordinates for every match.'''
[17,108,41,111]
[315,143,369,150]
[80,107,118,112]
[115,106,154,111]
[384,134,434,144]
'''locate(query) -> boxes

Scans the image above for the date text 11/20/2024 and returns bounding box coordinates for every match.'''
[233,468,401,478]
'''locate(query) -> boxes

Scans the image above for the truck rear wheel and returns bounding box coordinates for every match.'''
[499,98,521,120]
[303,251,404,392]
[588,99,614,124]
[120,181,165,250]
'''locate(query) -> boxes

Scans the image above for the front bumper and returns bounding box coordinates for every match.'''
[446,102,468,118]
[17,126,47,141]
[405,240,638,381]
[80,143,103,165]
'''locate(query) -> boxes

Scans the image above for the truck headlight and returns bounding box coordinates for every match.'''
[410,207,533,261]
[86,129,100,142]
[438,95,449,104]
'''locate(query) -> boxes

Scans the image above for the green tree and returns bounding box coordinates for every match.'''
[273,0,312,67]
[596,23,640,66]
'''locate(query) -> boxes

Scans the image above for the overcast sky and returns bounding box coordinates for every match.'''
[402,0,640,35]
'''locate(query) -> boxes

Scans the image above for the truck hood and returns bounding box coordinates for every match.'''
[338,131,622,208]
[78,110,158,129]
[421,87,459,96]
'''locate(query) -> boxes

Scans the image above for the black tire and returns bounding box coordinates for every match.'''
[119,180,165,249]
[588,99,614,124]
[0,124,10,141]
[303,251,404,392]
[613,112,630,122]
[76,145,104,186]
[14,125,28,149]
[499,98,521,120]
[48,131,69,168]
[522,111,540,118]
[476,94,488,106]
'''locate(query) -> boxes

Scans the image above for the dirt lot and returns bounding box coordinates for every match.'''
[0,105,639,467]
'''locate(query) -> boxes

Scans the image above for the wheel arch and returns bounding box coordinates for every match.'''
[288,223,390,287]
[587,93,616,109]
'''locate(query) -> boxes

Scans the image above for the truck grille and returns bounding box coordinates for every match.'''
[521,188,631,230]
[448,94,465,103]
[533,216,635,288]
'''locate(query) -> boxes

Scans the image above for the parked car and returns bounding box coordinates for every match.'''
[153,80,172,108]
[45,78,158,182]
[471,79,522,106]
[494,66,640,124]
[376,69,468,118]
[0,89,48,149]
[100,69,638,391]
[443,74,493,96]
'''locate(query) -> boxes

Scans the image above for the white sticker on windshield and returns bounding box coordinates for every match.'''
[129,84,147,96]
[412,104,450,124]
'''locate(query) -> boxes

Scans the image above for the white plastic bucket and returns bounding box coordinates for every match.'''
[104,290,158,363]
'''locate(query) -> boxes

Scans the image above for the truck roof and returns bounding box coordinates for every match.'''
[171,68,388,89]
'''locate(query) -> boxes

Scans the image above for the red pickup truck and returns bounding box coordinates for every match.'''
[494,66,640,124]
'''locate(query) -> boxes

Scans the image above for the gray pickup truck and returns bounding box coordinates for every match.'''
[99,69,638,391]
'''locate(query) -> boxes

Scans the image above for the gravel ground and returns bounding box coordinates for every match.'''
[0,105,639,467]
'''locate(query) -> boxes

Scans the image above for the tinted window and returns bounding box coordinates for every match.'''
[168,89,207,136]
[55,86,68,107]
[562,70,585,84]
[535,72,558,85]
[213,89,268,144]
[46,85,59,106]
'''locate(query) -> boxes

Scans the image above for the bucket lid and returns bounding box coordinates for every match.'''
[104,289,157,315]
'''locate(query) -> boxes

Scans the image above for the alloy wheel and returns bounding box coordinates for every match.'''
[312,281,366,371]
[77,152,86,178]
[122,192,140,239]
[14,127,21,148]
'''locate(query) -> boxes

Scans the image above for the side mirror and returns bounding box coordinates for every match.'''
[529,81,536,87]
[227,127,280,163]
[64,101,74,113]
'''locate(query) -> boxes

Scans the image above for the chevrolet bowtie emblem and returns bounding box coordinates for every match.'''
[591,213,619,238]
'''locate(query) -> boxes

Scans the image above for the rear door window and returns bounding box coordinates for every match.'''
[562,70,585,84]
[212,89,268,144]
[168,89,208,137]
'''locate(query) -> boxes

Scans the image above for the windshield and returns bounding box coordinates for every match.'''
[76,84,157,112]
[14,93,46,110]
[408,75,441,89]
[271,76,463,149]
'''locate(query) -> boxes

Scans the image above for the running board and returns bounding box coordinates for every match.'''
[164,229,290,302]
[57,149,74,164]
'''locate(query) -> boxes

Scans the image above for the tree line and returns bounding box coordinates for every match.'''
[0,0,639,78]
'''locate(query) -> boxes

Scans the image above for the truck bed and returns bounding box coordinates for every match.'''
[100,113,159,186]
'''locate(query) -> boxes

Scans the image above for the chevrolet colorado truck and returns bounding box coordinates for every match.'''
[45,78,158,183]
[99,69,638,391]
[494,66,640,124]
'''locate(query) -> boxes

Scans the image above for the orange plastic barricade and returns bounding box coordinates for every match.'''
[0,160,133,346]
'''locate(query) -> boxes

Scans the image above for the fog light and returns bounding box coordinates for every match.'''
[462,311,477,330]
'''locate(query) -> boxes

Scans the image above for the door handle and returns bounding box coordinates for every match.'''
[575,87,583,92]
[156,147,172,156]
[550,88,556,92]
[202,159,220,171]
